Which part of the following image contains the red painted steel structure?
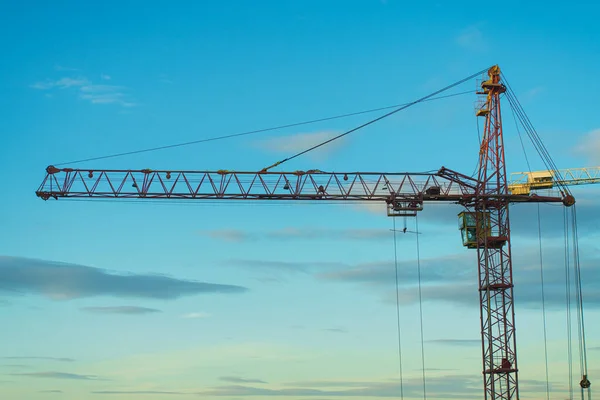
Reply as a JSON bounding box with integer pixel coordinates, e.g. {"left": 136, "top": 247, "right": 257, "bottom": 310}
{"left": 35, "top": 166, "right": 564, "bottom": 216}
{"left": 35, "top": 66, "right": 575, "bottom": 400}
{"left": 472, "top": 65, "right": 518, "bottom": 400}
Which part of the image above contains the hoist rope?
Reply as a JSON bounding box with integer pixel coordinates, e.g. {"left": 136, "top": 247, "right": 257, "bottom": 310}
{"left": 536, "top": 203, "right": 551, "bottom": 400}
{"left": 53, "top": 90, "right": 473, "bottom": 166}
{"left": 261, "top": 67, "right": 492, "bottom": 171}
{"left": 392, "top": 218, "right": 405, "bottom": 400}
{"left": 510, "top": 94, "right": 551, "bottom": 398}
{"left": 415, "top": 215, "right": 427, "bottom": 400}
{"left": 505, "top": 71, "right": 591, "bottom": 398}
{"left": 510, "top": 98, "right": 532, "bottom": 172}
{"left": 564, "top": 208, "right": 574, "bottom": 400}
{"left": 571, "top": 206, "right": 590, "bottom": 400}
{"left": 502, "top": 76, "right": 572, "bottom": 196}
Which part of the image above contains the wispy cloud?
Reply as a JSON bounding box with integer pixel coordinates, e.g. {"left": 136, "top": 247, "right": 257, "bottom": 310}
{"left": 158, "top": 73, "right": 173, "bottom": 84}
{"left": 255, "top": 131, "right": 345, "bottom": 159}
{"left": 322, "top": 327, "right": 348, "bottom": 333}
{"left": 317, "top": 254, "right": 470, "bottom": 286}
{"left": 31, "top": 73, "right": 136, "bottom": 107}
{"left": 30, "top": 77, "right": 89, "bottom": 90}
{"left": 229, "top": 259, "right": 345, "bottom": 275}
{"left": 199, "top": 374, "right": 485, "bottom": 398}
{"left": 80, "top": 306, "right": 161, "bottom": 315}
{"left": 1, "top": 364, "right": 31, "bottom": 369}
{"left": 10, "top": 372, "right": 102, "bottom": 380}
{"left": 282, "top": 379, "right": 386, "bottom": 388}
{"left": 523, "top": 86, "right": 545, "bottom": 101}
{"left": 181, "top": 312, "right": 211, "bottom": 319}
{"left": 2, "top": 357, "right": 74, "bottom": 362}
{"left": 39, "top": 390, "right": 63, "bottom": 393}
{"left": 0, "top": 256, "right": 248, "bottom": 301}
{"left": 371, "top": 247, "right": 600, "bottom": 308}
{"left": 79, "top": 84, "right": 135, "bottom": 107}
{"left": 200, "top": 227, "right": 391, "bottom": 242}
{"left": 231, "top": 243, "right": 600, "bottom": 309}
{"left": 54, "top": 64, "right": 79, "bottom": 72}
{"left": 455, "top": 25, "right": 486, "bottom": 51}
{"left": 427, "top": 339, "right": 480, "bottom": 346}
{"left": 92, "top": 390, "right": 185, "bottom": 395}
{"left": 219, "top": 376, "right": 267, "bottom": 384}
{"left": 200, "top": 375, "right": 566, "bottom": 398}
{"left": 572, "top": 129, "right": 600, "bottom": 164}
{"left": 202, "top": 229, "right": 251, "bottom": 242}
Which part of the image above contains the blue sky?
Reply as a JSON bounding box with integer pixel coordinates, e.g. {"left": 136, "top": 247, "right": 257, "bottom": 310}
{"left": 1, "top": 0, "right": 599, "bottom": 399}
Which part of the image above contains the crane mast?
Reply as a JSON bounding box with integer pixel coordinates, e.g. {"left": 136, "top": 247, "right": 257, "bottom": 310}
{"left": 35, "top": 65, "right": 577, "bottom": 400}
{"left": 472, "top": 65, "right": 517, "bottom": 400}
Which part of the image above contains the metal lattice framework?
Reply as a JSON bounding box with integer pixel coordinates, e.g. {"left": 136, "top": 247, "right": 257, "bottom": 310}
{"left": 35, "top": 65, "right": 576, "bottom": 400}
{"left": 509, "top": 166, "right": 600, "bottom": 194}
{"left": 470, "top": 66, "right": 517, "bottom": 400}
{"left": 37, "top": 167, "right": 470, "bottom": 200}
{"left": 36, "top": 166, "right": 565, "bottom": 217}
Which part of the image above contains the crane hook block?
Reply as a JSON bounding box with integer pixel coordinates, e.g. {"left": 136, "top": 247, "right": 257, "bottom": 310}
{"left": 580, "top": 375, "right": 591, "bottom": 389}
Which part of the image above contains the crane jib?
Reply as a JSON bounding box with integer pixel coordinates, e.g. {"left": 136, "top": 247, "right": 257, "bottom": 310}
{"left": 36, "top": 165, "right": 570, "bottom": 208}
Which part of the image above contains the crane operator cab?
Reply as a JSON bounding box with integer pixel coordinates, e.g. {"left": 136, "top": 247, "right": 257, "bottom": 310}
{"left": 458, "top": 211, "right": 492, "bottom": 249}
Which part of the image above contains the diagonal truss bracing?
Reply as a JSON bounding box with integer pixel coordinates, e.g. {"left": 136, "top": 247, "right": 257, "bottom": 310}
{"left": 37, "top": 168, "right": 473, "bottom": 201}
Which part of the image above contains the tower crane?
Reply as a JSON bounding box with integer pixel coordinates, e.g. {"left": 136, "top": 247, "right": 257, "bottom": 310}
{"left": 35, "top": 66, "right": 586, "bottom": 400}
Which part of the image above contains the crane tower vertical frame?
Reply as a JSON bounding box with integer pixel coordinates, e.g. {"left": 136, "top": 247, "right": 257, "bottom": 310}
{"left": 471, "top": 66, "right": 518, "bottom": 400}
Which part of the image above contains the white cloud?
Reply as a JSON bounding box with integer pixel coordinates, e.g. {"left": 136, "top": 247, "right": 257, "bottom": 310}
{"left": 572, "top": 129, "right": 600, "bottom": 164}
{"left": 219, "top": 376, "right": 267, "bottom": 384}
{"left": 30, "top": 74, "right": 136, "bottom": 107}
{"left": 81, "top": 306, "right": 162, "bottom": 315}
{"left": 256, "top": 131, "right": 345, "bottom": 159}
{"left": 202, "top": 229, "right": 251, "bottom": 242}
{"left": 456, "top": 25, "right": 486, "bottom": 51}
{"left": 198, "top": 374, "right": 486, "bottom": 398}
{"left": 0, "top": 256, "right": 248, "bottom": 300}
{"left": 524, "top": 86, "right": 545, "bottom": 100}
{"left": 10, "top": 371, "right": 102, "bottom": 380}
{"left": 79, "top": 84, "right": 136, "bottom": 107}
{"left": 30, "top": 77, "right": 89, "bottom": 90}
{"left": 100, "top": 74, "right": 111, "bottom": 80}
{"left": 199, "top": 227, "right": 392, "bottom": 242}
{"left": 54, "top": 64, "right": 79, "bottom": 72}
{"left": 158, "top": 73, "right": 173, "bottom": 84}
{"left": 351, "top": 202, "right": 387, "bottom": 216}
{"left": 181, "top": 312, "right": 211, "bottom": 319}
